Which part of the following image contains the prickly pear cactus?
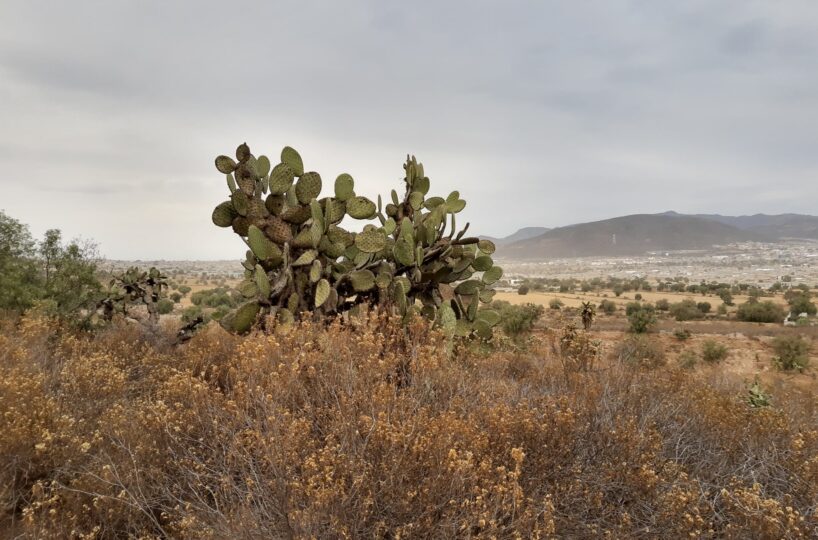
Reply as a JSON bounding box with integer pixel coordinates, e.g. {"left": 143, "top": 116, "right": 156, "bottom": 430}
{"left": 212, "top": 143, "right": 503, "bottom": 337}
{"left": 99, "top": 266, "right": 168, "bottom": 324}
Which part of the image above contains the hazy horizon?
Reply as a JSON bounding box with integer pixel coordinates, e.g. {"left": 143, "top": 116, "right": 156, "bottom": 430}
{"left": 2, "top": 1, "right": 818, "bottom": 259}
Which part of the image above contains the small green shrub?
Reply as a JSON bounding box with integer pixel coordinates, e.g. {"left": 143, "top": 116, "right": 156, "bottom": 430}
{"left": 747, "top": 378, "right": 771, "bottom": 408}
{"left": 598, "top": 299, "right": 617, "bottom": 315}
{"left": 669, "top": 300, "right": 704, "bottom": 321}
{"left": 491, "top": 301, "right": 545, "bottom": 338}
{"left": 517, "top": 285, "right": 529, "bottom": 295}
{"left": 655, "top": 299, "right": 670, "bottom": 311}
{"left": 549, "top": 298, "right": 564, "bottom": 310}
{"left": 673, "top": 328, "right": 692, "bottom": 341}
{"left": 677, "top": 349, "right": 698, "bottom": 369}
{"left": 627, "top": 304, "right": 657, "bottom": 334}
{"left": 701, "top": 340, "right": 729, "bottom": 363}
{"left": 771, "top": 335, "right": 811, "bottom": 372}
{"left": 697, "top": 302, "right": 711, "bottom": 314}
{"left": 157, "top": 298, "right": 175, "bottom": 315}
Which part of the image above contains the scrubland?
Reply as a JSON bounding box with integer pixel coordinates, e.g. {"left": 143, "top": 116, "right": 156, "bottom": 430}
{"left": 1, "top": 312, "right": 817, "bottom": 538}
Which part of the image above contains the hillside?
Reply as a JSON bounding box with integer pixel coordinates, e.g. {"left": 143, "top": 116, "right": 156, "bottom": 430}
{"left": 499, "top": 213, "right": 765, "bottom": 259}
{"left": 688, "top": 212, "right": 818, "bottom": 239}
{"left": 482, "top": 226, "right": 551, "bottom": 246}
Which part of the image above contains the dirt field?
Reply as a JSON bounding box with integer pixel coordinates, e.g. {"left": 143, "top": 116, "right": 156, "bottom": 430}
{"left": 495, "top": 288, "right": 788, "bottom": 310}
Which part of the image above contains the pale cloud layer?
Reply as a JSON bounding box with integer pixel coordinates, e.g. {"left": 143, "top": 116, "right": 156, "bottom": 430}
{"left": 1, "top": 1, "right": 817, "bottom": 259}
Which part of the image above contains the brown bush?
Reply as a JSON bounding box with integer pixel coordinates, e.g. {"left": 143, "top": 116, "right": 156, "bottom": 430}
{"left": 1, "top": 313, "right": 816, "bottom": 538}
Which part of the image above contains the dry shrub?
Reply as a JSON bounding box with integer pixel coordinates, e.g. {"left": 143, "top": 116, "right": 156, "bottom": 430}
{"left": 614, "top": 335, "right": 667, "bottom": 370}
{"left": 1, "top": 313, "right": 817, "bottom": 538}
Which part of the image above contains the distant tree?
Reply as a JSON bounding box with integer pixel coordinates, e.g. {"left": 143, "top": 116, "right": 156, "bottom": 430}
{"left": 669, "top": 300, "right": 704, "bottom": 321}
{"left": 696, "top": 301, "right": 711, "bottom": 314}
{"left": 787, "top": 293, "right": 817, "bottom": 316}
{"left": 717, "top": 289, "right": 734, "bottom": 306}
{"left": 736, "top": 298, "right": 785, "bottom": 323}
{"left": 517, "top": 285, "right": 529, "bottom": 295}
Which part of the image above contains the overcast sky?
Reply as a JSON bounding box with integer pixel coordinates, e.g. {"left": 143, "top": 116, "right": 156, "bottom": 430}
{"left": 1, "top": 1, "right": 817, "bottom": 259}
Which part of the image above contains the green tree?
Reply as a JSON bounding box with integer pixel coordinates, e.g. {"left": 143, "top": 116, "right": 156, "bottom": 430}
{"left": 736, "top": 298, "right": 785, "bottom": 323}
{"left": 628, "top": 304, "right": 657, "bottom": 334}
{"left": 0, "top": 210, "right": 41, "bottom": 311}
{"left": 42, "top": 234, "right": 101, "bottom": 318}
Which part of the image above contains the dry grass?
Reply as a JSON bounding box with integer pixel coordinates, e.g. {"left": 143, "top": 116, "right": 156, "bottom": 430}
{"left": 1, "top": 314, "right": 817, "bottom": 538}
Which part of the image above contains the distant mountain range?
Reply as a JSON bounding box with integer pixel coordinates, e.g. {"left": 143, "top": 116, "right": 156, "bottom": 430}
{"left": 492, "top": 212, "right": 818, "bottom": 259}
{"left": 482, "top": 227, "right": 551, "bottom": 246}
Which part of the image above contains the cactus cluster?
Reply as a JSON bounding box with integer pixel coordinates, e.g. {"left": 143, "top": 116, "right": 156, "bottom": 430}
{"left": 98, "top": 267, "right": 168, "bottom": 324}
{"left": 212, "top": 143, "right": 503, "bottom": 336}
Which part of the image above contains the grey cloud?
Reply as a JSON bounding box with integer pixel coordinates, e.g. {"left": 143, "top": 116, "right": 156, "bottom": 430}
{"left": 1, "top": 0, "right": 817, "bottom": 259}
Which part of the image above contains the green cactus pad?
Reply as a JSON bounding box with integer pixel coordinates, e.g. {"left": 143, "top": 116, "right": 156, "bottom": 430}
{"left": 280, "top": 204, "right": 312, "bottom": 224}
{"left": 295, "top": 172, "right": 322, "bottom": 204}
{"left": 414, "top": 176, "right": 430, "bottom": 195}
{"left": 479, "top": 289, "right": 496, "bottom": 303}
{"left": 292, "top": 249, "right": 318, "bottom": 266}
{"left": 309, "top": 259, "right": 322, "bottom": 283}
{"left": 474, "top": 319, "right": 492, "bottom": 339}
{"left": 472, "top": 255, "right": 493, "bottom": 272}
{"left": 477, "top": 239, "right": 496, "bottom": 254}
{"left": 346, "top": 196, "right": 377, "bottom": 219}
{"left": 280, "top": 146, "right": 304, "bottom": 176}
{"left": 375, "top": 272, "right": 392, "bottom": 289}
{"left": 437, "top": 304, "right": 457, "bottom": 332}
{"left": 334, "top": 173, "right": 355, "bottom": 201}
{"left": 235, "top": 143, "right": 251, "bottom": 162}
{"left": 481, "top": 266, "right": 503, "bottom": 285}
{"left": 354, "top": 228, "right": 387, "bottom": 253}
{"left": 349, "top": 269, "right": 376, "bottom": 292}
{"left": 446, "top": 198, "right": 466, "bottom": 213}
{"left": 254, "top": 265, "right": 270, "bottom": 297}
{"left": 409, "top": 191, "right": 425, "bottom": 211}
{"left": 383, "top": 218, "right": 397, "bottom": 235}
{"left": 477, "top": 309, "right": 501, "bottom": 327}
{"left": 238, "top": 279, "right": 258, "bottom": 298}
{"left": 269, "top": 163, "right": 295, "bottom": 195}
{"left": 247, "top": 225, "right": 282, "bottom": 262}
{"left": 231, "top": 216, "right": 250, "bottom": 236}
{"left": 247, "top": 198, "right": 269, "bottom": 221}
{"left": 265, "top": 194, "right": 285, "bottom": 215}
{"left": 215, "top": 155, "right": 237, "bottom": 174}
{"left": 231, "top": 191, "right": 249, "bottom": 216}
{"left": 226, "top": 174, "right": 238, "bottom": 194}
{"left": 277, "top": 308, "right": 295, "bottom": 326}
{"left": 314, "top": 278, "right": 330, "bottom": 308}
{"left": 212, "top": 201, "right": 237, "bottom": 227}
{"left": 393, "top": 239, "right": 414, "bottom": 266}
{"left": 230, "top": 301, "right": 260, "bottom": 334}
{"left": 423, "top": 197, "right": 445, "bottom": 210}
{"left": 321, "top": 198, "right": 346, "bottom": 224}
{"left": 256, "top": 155, "right": 271, "bottom": 177}
{"left": 455, "top": 280, "right": 483, "bottom": 295}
